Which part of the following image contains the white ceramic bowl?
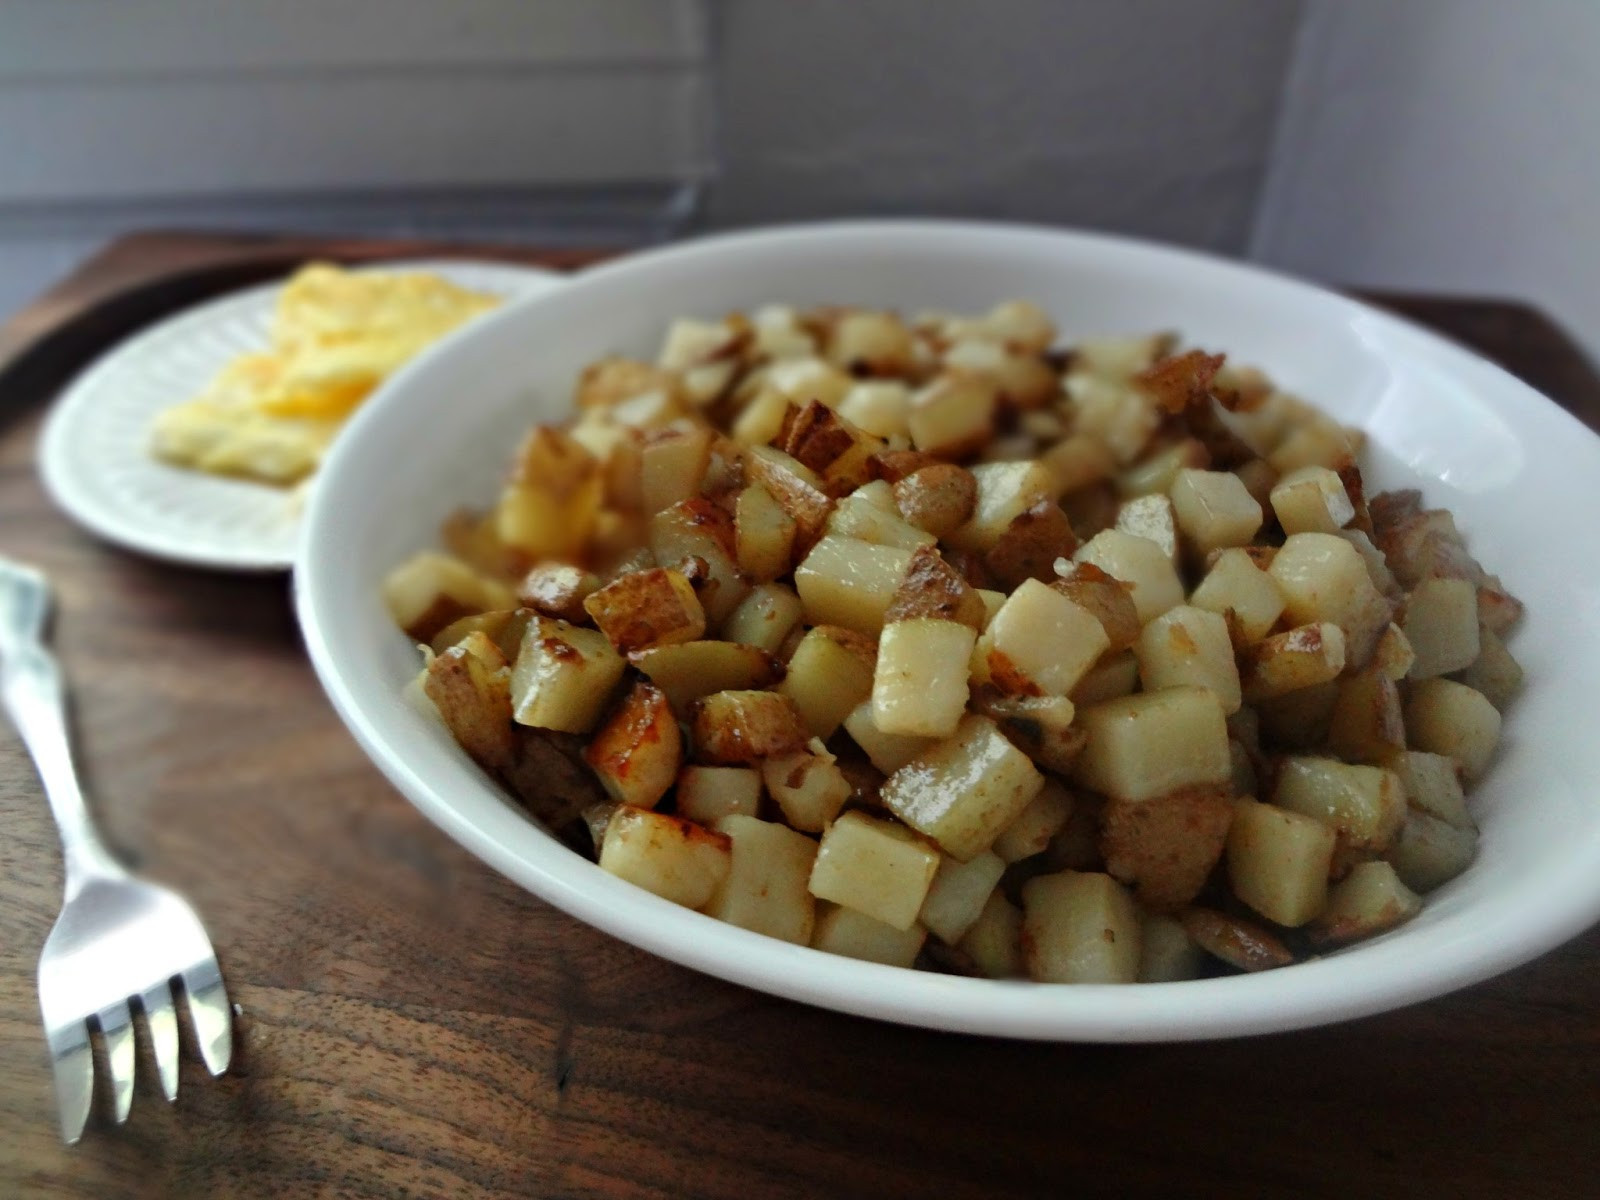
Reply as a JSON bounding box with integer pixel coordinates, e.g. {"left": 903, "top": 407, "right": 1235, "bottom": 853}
{"left": 296, "top": 221, "right": 1600, "bottom": 1040}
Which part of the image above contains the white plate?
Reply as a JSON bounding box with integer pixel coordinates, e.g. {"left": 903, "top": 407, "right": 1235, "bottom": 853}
{"left": 297, "top": 221, "right": 1600, "bottom": 1040}
{"left": 39, "top": 259, "right": 566, "bottom": 572}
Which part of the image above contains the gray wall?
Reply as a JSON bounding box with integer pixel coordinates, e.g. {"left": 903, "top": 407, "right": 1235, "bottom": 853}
{"left": 711, "top": 1, "right": 1305, "bottom": 252}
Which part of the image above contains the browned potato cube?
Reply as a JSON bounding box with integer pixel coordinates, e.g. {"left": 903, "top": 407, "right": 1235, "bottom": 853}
{"left": 1404, "top": 678, "right": 1501, "bottom": 779}
{"left": 1225, "top": 799, "right": 1335, "bottom": 927}
{"left": 1188, "top": 548, "right": 1286, "bottom": 645}
{"left": 496, "top": 427, "right": 604, "bottom": 560}
{"left": 691, "top": 689, "right": 809, "bottom": 764}
{"left": 1040, "top": 433, "right": 1116, "bottom": 495}
{"left": 424, "top": 636, "right": 515, "bottom": 773}
{"left": 1072, "top": 687, "right": 1231, "bottom": 803}
{"left": 762, "top": 748, "right": 852, "bottom": 833}
{"left": 990, "top": 781, "right": 1074, "bottom": 864}
{"left": 599, "top": 807, "right": 731, "bottom": 909}
{"left": 1273, "top": 756, "right": 1405, "bottom": 852}
{"left": 516, "top": 562, "right": 601, "bottom": 623}
{"left": 577, "top": 357, "right": 677, "bottom": 409}
{"left": 630, "top": 640, "right": 781, "bottom": 714}
{"left": 1372, "top": 622, "right": 1416, "bottom": 681}
{"left": 794, "top": 536, "right": 913, "bottom": 635}
{"left": 584, "top": 681, "right": 682, "bottom": 810}
{"left": 1070, "top": 651, "right": 1140, "bottom": 708}
{"left": 1309, "top": 860, "right": 1421, "bottom": 946}
{"left": 384, "top": 551, "right": 515, "bottom": 642}
{"left": 1402, "top": 577, "right": 1482, "bottom": 679}
{"left": 1240, "top": 623, "right": 1346, "bottom": 703}
{"left": 827, "top": 310, "right": 916, "bottom": 376}
{"left": 1021, "top": 871, "right": 1142, "bottom": 984}
{"left": 1050, "top": 563, "right": 1142, "bottom": 652}
{"left": 779, "top": 399, "right": 883, "bottom": 493}
{"left": 945, "top": 461, "right": 1059, "bottom": 553}
{"left": 1268, "top": 532, "right": 1391, "bottom": 664}
{"left": 640, "top": 426, "right": 712, "bottom": 513}
{"left": 1101, "top": 786, "right": 1234, "bottom": 910}
{"left": 1254, "top": 680, "right": 1339, "bottom": 749}
{"left": 826, "top": 492, "right": 937, "bottom": 550}
{"left": 1135, "top": 605, "right": 1242, "bottom": 714}
{"left": 744, "top": 445, "right": 835, "bottom": 554}
{"left": 1269, "top": 465, "right": 1355, "bottom": 535}
{"left": 986, "top": 501, "right": 1079, "bottom": 590}
{"left": 908, "top": 373, "right": 998, "bottom": 458}
{"left": 881, "top": 714, "right": 1045, "bottom": 860}
{"left": 648, "top": 498, "right": 750, "bottom": 624}
{"left": 1068, "top": 374, "right": 1159, "bottom": 465}
{"left": 705, "top": 814, "right": 818, "bottom": 944}
{"left": 1072, "top": 530, "right": 1185, "bottom": 624}
{"left": 780, "top": 625, "right": 878, "bottom": 739}
{"left": 1325, "top": 665, "right": 1406, "bottom": 765}
{"left": 974, "top": 579, "right": 1109, "bottom": 697}
{"left": 809, "top": 811, "right": 940, "bottom": 930}
{"left": 893, "top": 464, "right": 979, "bottom": 537}
{"left": 972, "top": 692, "right": 1086, "bottom": 774}
{"left": 582, "top": 567, "right": 706, "bottom": 653}
{"left": 510, "top": 617, "right": 627, "bottom": 733}
{"left": 735, "top": 482, "right": 798, "bottom": 583}
{"left": 675, "top": 765, "right": 762, "bottom": 824}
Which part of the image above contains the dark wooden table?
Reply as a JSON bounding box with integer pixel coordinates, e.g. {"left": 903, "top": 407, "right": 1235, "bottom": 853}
{"left": 2, "top": 233, "right": 1597, "bottom": 1200}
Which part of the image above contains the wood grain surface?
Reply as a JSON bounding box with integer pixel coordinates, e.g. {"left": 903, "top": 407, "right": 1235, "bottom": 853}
{"left": 2, "top": 233, "right": 1598, "bottom": 1200}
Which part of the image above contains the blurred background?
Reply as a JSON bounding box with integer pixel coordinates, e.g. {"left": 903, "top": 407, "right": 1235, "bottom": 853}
{"left": 2, "top": 0, "right": 1595, "bottom": 353}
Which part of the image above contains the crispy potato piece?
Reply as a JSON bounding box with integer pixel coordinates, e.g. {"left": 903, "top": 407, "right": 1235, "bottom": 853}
{"left": 884, "top": 544, "right": 986, "bottom": 628}
{"left": 985, "top": 501, "right": 1079, "bottom": 590}
{"left": 599, "top": 807, "right": 731, "bottom": 909}
{"left": 497, "top": 427, "right": 603, "bottom": 560}
{"left": 1309, "top": 861, "right": 1421, "bottom": 947}
{"left": 870, "top": 448, "right": 944, "bottom": 483}
{"left": 428, "top": 608, "right": 532, "bottom": 660}
{"left": 1326, "top": 666, "right": 1406, "bottom": 764}
{"left": 1240, "top": 622, "right": 1346, "bottom": 703}
{"left": 1273, "top": 756, "right": 1405, "bottom": 853}
{"left": 744, "top": 445, "right": 835, "bottom": 553}
{"left": 690, "top": 689, "right": 809, "bottom": 763}
{"left": 509, "top": 617, "right": 626, "bottom": 734}
{"left": 1050, "top": 562, "right": 1142, "bottom": 652}
{"left": 974, "top": 579, "right": 1109, "bottom": 697}
{"left": 1101, "top": 786, "right": 1234, "bottom": 911}
{"left": 734, "top": 482, "right": 798, "bottom": 583}
{"left": 584, "top": 681, "right": 682, "bottom": 810}
{"left": 630, "top": 640, "right": 781, "bottom": 715}
{"left": 909, "top": 373, "right": 998, "bottom": 458}
{"left": 780, "top": 625, "right": 878, "bottom": 739}
{"left": 424, "top": 636, "right": 515, "bottom": 773}
{"left": 1134, "top": 349, "right": 1224, "bottom": 415}
{"left": 582, "top": 567, "right": 706, "bottom": 653}
{"left": 946, "top": 461, "right": 1059, "bottom": 554}
{"left": 893, "top": 463, "right": 978, "bottom": 537}
{"left": 384, "top": 551, "right": 515, "bottom": 643}
{"left": 516, "top": 563, "right": 601, "bottom": 623}
{"left": 1179, "top": 906, "right": 1294, "bottom": 972}
{"left": 971, "top": 691, "right": 1085, "bottom": 774}
{"left": 1071, "top": 529, "right": 1184, "bottom": 624}
{"left": 648, "top": 497, "right": 749, "bottom": 624}
{"left": 502, "top": 726, "right": 608, "bottom": 829}
{"left": 778, "top": 399, "right": 882, "bottom": 494}
{"left": 577, "top": 357, "right": 678, "bottom": 409}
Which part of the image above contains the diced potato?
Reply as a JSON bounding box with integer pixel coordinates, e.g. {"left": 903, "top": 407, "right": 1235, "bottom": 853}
{"left": 1114, "top": 438, "right": 1208, "bottom": 498}
{"left": 751, "top": 305, "right": 816, "bottom": 360}
{"left": 976, "top": 588, "right": 1007, "bottom": 628}
{"left": 744, "top": 445, "right": 834, "bottom": 554}
{"left": 1181, "top": 906, "right": 1295, "bottom": 971}
{"left": 780, "top": 625, "right": 878, "bottom": 739}
{"left": 1386, "top": 750, "right": 1471, "bottom": 830}
{"left": 1138, "top": 913, "right": 1204, "bottom": 983}
{"left": 516, "top": 563, "right": 602, "bottom": 623}
{"left": 909, "top": 373, "right": 998, "bottom": 458}
{"left": 892, "top": 463, "right": 978, "bottom": 537}
{"left": 582, "top": 567, "right": 705, "bottom": 653}
{"left": 576, "top": 356, "right": 676, "bottom": 409}
{"left": 1021, "top": 872, "right": 1142, "bottom": 984}
{"left": 1073, "top": 332, "right": 1173, "bottom": 378}
{"left": 1373, "top": 622, "right": 1416, "bottom": 681}
{"left": 648, "top": 498, "right": 750, "bottom": 624}
{"left": 919, "top": 851, "right": 1007, "bottom": 944}
{"left": 657, "top": 317, "right": 740, "bottom": 372}
{"left": 383, "top": 551, "right": 514, "bottom": 642}
{"left": 878, "top": 715, "right": 1044, "bottom": 862}
{"left": 809, "top": 811, "right": 940, "bottom": 930}
{"left": 584, "top": 681, "right": 682, "bottom": 809}
{"left": 1453, "top": 627, "right": 1522, "bottom": 710}
{"left": 885, "top": 544, "right": 987, "bottom": 628}
{"left": 423, "top": 637, "right": 515, "bottom": 772}
{"left": 762, "top": 748, "right": 851, "bottom": 833}
{"left": 630, "top": 640, "right": 780, "bottom": 714}
{"left": 495, "top": 428, "right": 604, "bottom": 560}
{"left": 1310, "top": 860, "right": 1422, "bottom": 946}
{"left": 1136, "top": 605, "right": 1242, "bottom": 714}
{"left": 1116, "top": 494, "right": 1180, "bottom": 566}
{"left": 828, "top": 310, "right": 916, "bottom": 376}
{"left": 1068, "top": 373, "right": 1159, "bottom": 465}
{"left": 1072, "top": 687, "right": 1231, "bottom": 803}
{"left": 1240, "top": 622, "right": 1346, "bottom": 703}
{"left": 811, "top": 905, "right": 927, "bottom": 967}
{"left": 1325, "top": 667, "right": 1406, "bottom": 764}
{"left": 675, "top": 765, "right": 762, "bottom": 824}
{"left": 1070, "top": 651, "right": 1140, "bottom": 707}
{"left": 705, "top": 815, "right": 818, "bottom": 944}
{"left": 1254, "top": 680, "right": 1339, "bottom": 749}
{"left": 974, "top": 579, "right": 1110, "bottom": 697}
{"left": 826, "top": 493, "right": 937, "bottom": 550}
{"left": 837, "top": 380, "right": 913, "bottom": 440}
{"left": 1478, "top": 579, "right": 1525, "bottom": 637}
{"left": 1267, "top": 422, "right": 1357, "bottom": 474}
{"left": 765, "top": 356, "right": 853, "bottom": 410}
{"left": 958, "top": 892, "right": 1024, "bottom": 977}
{"left": 1040, "top": 433, "right": 1116, "bottom": 495}
{"left": 510, "top": 617, "right": 626, "bottom": 733}
{"left": 945, "top": 460, "right": 1058, "bottom": 554}
{"left": 1402, "top": 577, "right": 1481, "bottom": 679}
{"left": 1388, "top": 809, "right": 1478, "bottom": 892}
{"left": 731, "top": 386, "right": 792, "bottom": 446}
{"left": 1226, "top": 799, "right": 1335, "bottom": 926}
{"left": 843, "top": 700, "right": 937, "bottom": 775}
{"left": 639, "top": 427, "right": 712, "bottom": 513}
{"left": 608, "top": 387, "right": 683, "bottom": 431}
{"left": 1050, "top": 563, "right": 1142, "bottom": 652}
{"left": 794, "top": 536, "right": 913, "bottom": 635}
{"left": 1232, "top": 458, "right": 1279, "bottom": 509}
{"left": 872, "top": 619, "right": 977, "bottom": 737}
{"left": 691, "top": 689, "right": 809, "bottom": 764}
{"left": 721, "top": 582, "right": 804, "bottom": 653}
{"left": 990, "top": 781, "right": 1074, "bottom": 864}
{"left": 1269, "top": 465, "right": 1354, "bottom": 534}
{"left": 1274, "top": 756, "right": 1405, "bottom": 853}
{"left": 946, "top": 341, "right": 1059, "bottom": 409}
{"left": 734, "top": 483, "right": 798, "bottom": 583}
{"left": 970, "top": 692, "right": 1084, "bottom": 774}
{"left": 1188, "top": 548, "right": 1286, "bottom": 644}
{"left": 1405, "top": 678, "right": 1501, "bottom": 780}
{"left": 599, "top": 808, "right": 731, "bottom": 909}
{"left": 1101, "top": 786, "right": 1234, "bottom": 909}
{"left": 1072, "top": 530, "right": 1185, "bottom": 624}
{"left": 1170, "top": 469, "right": 1263, "bottom": 556}
{"left": 985, "top": 501, "right": 1079, "bottom": 589}
{"left": 779, "top": 399, "right": 883, "bottom": 493}
{"left": 1336, "top": 529, "right": 1400, "bottom": 598}
{"left": 1268, "top": 532, "right": 1391, "bottom": 664}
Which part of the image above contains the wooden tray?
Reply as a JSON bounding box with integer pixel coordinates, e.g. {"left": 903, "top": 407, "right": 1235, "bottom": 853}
{"left": 2, "top": 232, "right": 1597, "bottom": 1200}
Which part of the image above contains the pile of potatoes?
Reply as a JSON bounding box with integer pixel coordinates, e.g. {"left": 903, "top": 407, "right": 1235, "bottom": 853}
{"left": 384, "top": 300, "right": 1523, "bottom": 983}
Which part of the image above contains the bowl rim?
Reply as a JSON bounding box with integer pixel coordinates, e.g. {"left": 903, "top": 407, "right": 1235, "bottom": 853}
{"left": 295, "top": 218, "right": 1600, "bottom": 1041}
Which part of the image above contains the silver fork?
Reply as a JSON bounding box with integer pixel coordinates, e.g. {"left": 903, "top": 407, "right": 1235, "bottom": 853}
{"left": 0, "top": 557, "right": 233, "bottom": 1142}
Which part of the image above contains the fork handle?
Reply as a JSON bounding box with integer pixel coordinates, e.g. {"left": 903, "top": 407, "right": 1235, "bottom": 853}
{"left": 0, "top": 598, "right": 122, "bottom": 895}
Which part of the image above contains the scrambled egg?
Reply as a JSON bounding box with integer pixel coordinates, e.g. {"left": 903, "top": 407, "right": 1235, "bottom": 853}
{"left": 150, "top": 263, "right": 499, "bottom": 485}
